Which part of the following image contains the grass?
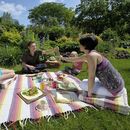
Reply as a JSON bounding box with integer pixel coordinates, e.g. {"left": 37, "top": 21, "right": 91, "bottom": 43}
{"left": 2, "top": 59, "right": 130, "bottom": 130}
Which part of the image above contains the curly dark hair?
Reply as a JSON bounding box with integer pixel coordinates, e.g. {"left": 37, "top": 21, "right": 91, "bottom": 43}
{"left": 27, "top": 41, "right": 35, "bottom": 47}
{"left": 79, "top": 34, "right": 98, "bottom": 51}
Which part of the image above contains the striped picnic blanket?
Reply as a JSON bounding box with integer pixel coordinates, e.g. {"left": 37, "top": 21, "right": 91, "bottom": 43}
{"left": 0, "top": 72, "right": 92, "bottom": 126}
{"left": 79, "top": 78, "right": 130, "bottom": 115}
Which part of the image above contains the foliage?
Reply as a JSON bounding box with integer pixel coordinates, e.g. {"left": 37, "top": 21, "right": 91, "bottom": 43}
{"left": 0, "top": 28, "right": 21, "bottom": 46}
{"left": 43, "top": 40, "right": 57, "bottom": 50}
{"left": 65, "top": 26, "right": 80, "bottom": 38}
{"left": 56, "top": 36, "right": 79, "bottom": 53}
{"left": 0, "top": 12, "right": 24, "bottom": 32}
{"left": 100, "top": 28, "right": 120, "bottom": 47}
{"left": 75, "top": 0, "right": 130, "bottom": 36}
{"left": 115, "top": 50, "right": 130, "bottom": 59}
{"left": 28, "top": 2, "right": 74, "bottom": 27}
{"left": 96, "top": 41, "right": 113, "bottom": 53}
{"left": 100, "top": 28, "right": 118, "bottom": 41}
{"left": 19, "top": 29, "right": 35, "bottom": 50}
{"left": 119, "top": 41, "right": 130, "bottom": 49}
{"left": 47, "top": 26, "right": 65, "bottom": 41}
{"left": 0, "top": 46, "right": 22, "bottom": 66}
{"left": 74, "top": 0, "right": 109, "bottom": 34}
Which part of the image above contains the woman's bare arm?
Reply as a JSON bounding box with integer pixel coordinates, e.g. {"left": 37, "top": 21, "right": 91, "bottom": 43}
{"left": 87, "top": 54, "right": 97, "bottom": 97}
{"left": 61, "top": 54, "right": 87, "bottom": 63}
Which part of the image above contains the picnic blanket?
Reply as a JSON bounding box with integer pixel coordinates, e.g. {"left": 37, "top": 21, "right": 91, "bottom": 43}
{"left": 0, "top": 72, "right": 93, "bottom": 127}
{"left": 79, "top": 78, "right": 130, "bottom": 115}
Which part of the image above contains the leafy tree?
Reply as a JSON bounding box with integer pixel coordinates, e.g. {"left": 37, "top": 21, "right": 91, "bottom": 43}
{"left": 75, "top": 0, "right": 109, "bottom": 34}
{"left": 75, "top": 0, "right": 130, "bottom": 37}
{"left": 47, "top": 26, "right": 65, "bottom": 41}
{"left": 0, "top": 12, "right": 24, "bottom": 32}
{"left": 28, "top": 2, "right": 74, "bottom": 27}
{"left": 1, "top": 12, "right": 13, "bottom": 25}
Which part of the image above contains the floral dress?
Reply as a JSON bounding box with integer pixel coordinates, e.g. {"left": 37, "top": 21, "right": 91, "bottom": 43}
{"left": 96, "top": 58, "right": 124, "bottom": 96}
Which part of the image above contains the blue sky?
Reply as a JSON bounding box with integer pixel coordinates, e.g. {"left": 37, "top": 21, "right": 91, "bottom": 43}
{"left": 0, "top": 0, "right": 80, "bottom": 26}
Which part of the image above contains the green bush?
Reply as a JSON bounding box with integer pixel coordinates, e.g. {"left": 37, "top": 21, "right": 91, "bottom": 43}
{"left": 0, "top": 28, "right": 21, "bottom": 46}
{"left": 48, "top": 26, "right": 65, "bottom": 41}
{"left": 100, "top": 28, "right": 120, "bottom": 47}
{"left": 115, "top": 50, "right": 130, "bottom": 59}
{"left": 42, "top": 40, "right": 57, "bottom": 49}
{"left": 0, "top": 46, "right": 22, "bottom": 66}
{"left": 57, "top": 36, "right": 79, "bottom": 53}
{"left": 119, "top": 41, "right": 130, "bottom": 49}
{"left": 19, "top": 30, "right": 35, "bottom": 50}
{"left": 96, "top": 41, "right": 113, "bottom": 53}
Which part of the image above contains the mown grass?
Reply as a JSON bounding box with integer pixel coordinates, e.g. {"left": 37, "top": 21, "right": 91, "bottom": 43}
{"left": 3, "top": 59, "right": 130, "bottom": 130}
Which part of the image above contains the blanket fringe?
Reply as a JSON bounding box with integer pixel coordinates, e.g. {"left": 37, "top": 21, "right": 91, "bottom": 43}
{"left": 84, "top": 107, "right": 88, "bottom": 113}
{"left": 71, "top": 111, "right": 76, "bottom": 118}
{"left": 63, "top": 111, "right": 70, "bottom": 120}
{"left": 47, "top": 115, "right": 52, "bottom": 122}
{"left": 19, "top": 118, "right": 28, "bottom": 129}
{"left": 90, "top": 106, "right": 98, "bottom": 111}
{"left": 29, "top": 119, "right": 33, "bottom": 124}
{"left": 3, "top": 123, "right": 8, "bottom": 130}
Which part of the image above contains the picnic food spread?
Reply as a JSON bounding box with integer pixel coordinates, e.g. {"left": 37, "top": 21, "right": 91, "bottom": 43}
{"left": 22, "top": 87, "right": 38, "bottom": 96}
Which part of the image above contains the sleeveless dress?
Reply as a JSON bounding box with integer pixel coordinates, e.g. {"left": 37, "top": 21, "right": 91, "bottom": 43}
{"left": 96, "top": 58, "right": 124, "bottom": 96}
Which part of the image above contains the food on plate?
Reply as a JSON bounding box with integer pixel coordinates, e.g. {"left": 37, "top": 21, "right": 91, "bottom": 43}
{"left": 22, "top": 87, "right": 38, "bottom": 96}
{"left": 49, "top": 56, "right": 56, "bottom": 61}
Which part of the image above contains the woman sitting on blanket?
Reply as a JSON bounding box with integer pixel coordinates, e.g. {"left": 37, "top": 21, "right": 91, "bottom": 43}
{"left": 0, "top": 68, "right": 15, "bottom": 83}
{"left": 61, "top": 34, "right": 125, "bottom": 97}
{"left": 22, "top": 41, "right": 60, "bottom": 74}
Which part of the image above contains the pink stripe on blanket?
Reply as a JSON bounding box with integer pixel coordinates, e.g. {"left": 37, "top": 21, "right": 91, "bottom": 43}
{"left": 8, "top": 75, "right": 23, "bottom": 122}
{"left": 44, "top": 72, "right": 62, "bottom": 114}
{"left": 0, "top": 86, "right": 10, "bottom": 110}
{"left": 28, "top": 77, "right": 41, "bottom": 119}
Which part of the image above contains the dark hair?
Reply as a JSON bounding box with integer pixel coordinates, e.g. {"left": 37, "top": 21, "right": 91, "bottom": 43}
{"left": 27, "top": 41, "right": 35, "bottom": 47}
{"left": 79, "top": 34, "right": 98, "bottom": 50}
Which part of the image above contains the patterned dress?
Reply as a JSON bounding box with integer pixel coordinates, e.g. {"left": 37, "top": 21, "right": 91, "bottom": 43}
{"left": 96, "top": 58, "right": 124, "bottom": 96}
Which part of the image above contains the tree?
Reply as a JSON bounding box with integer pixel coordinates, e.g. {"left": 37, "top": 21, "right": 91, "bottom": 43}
{"left": 0, "top": 12, "right": 24, "bottom": 32}
{"left": 1, "top": 12, "right": 13, "bottom": 25}
{"left": 28, "top": 2, "right": 74, "bottom": 27}
{"left": 74, "top": 0, "right": 109, "bottom": 34}
{"left": 108, "top": 1, "right": 130, "bottom": 36}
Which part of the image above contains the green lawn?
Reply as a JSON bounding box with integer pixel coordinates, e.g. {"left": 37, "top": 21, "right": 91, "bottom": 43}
{"left": 3, "top": 59, "right": 130, "bottom": 130}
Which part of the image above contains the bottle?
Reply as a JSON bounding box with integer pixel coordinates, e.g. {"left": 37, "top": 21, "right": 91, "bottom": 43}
{"left": 40, "top": 82, "right": 45, "bottom": 91}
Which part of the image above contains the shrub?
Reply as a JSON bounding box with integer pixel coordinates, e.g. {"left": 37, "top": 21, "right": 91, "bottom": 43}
{"left": 100, "top": 28, "right": 120, "bottom": 47}
{"left": 115, "top": 50, "right": 130, "bottom": 59}
{"left": 42, "top": 40, "right": 57, "bottom": 49}
{"left": 0, "top": 46, "right": 22, "bottom": 66}
{"left": 56, "top": 36, "right": 79, "bottom": 53}
{"left": 96, "top": 41, "right": 113, "bottom": 53}
{"left": 119, "top": 41, "right": 130, "bottom": 49}
{"left": 0, "top": 28, "right": 21, "bottom": 46}
{"left": 47, "top": 26, "right": 65, "bottom": 41}
{"left": 19, "top": 30, "right": 35, "bottom": 50}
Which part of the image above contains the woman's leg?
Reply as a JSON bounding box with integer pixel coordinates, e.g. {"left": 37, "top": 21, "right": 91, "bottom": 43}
{"left": 0, "top": 69, "right": 15, "bottom": 81}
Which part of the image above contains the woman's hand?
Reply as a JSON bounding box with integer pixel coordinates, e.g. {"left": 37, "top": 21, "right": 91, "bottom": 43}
{"left": 28, "top": 65, "right": 35, "bottom": 70}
